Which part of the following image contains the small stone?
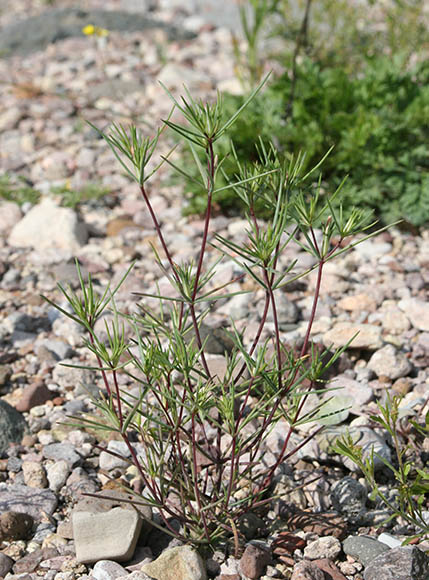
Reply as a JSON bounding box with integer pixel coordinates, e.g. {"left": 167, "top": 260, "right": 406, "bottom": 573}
{"left": 47, "top": 460, "right": 71, "bottom": 492}
{"left": 92, "top": 560, "right": 129, "bottom": 580}
{"left": 99, "top": 440, "right": 132, "bottom": 471}
{"left": 367, "top": 345, "right": 412, "bottom": 379}
{"left": 291, "top": 560, "right": 325, "bottom": 580}
{"left": 313, "top": 559, "right": 348, "bottom": 580}
{"left": 323, "top": 323, "right": 383, "bottom": 350}
{"left": 0, "top": 399, "right": 28, "bottom": 454}
{"left": 15, "top": 383, "right": 53, "bottom": 412}
{"left": 398, "top": 298, "right": 429, "bottom": 331}
{"left": 338, "top": 293, "right": 377, "bottom": 312}
{"left": 22, "top": 461, "right": 48, "bottom": 488}
{"left": 239, "top": 544, "right": 271, "bottom": 579}
{"left": 364, "top": 545, "right": 429, "bottom": 580}
{"left": 0, "top": 511, "right": 34, "bottom": 541}
{"left": 304, "top": 536, "right": 341, "bottom": 560}
{"left": 43, "top": 442, "right": 81, "bottom": 466}
{"left": 238, "top": 513, "right": 265, "bottom": 541}
{"left": 0, "top": 201, "right": 22, "bottom": 235}
{"left": 142, "top": 545, "right": 207, "bottom": 580}
{"left": 325, "top": 375, "right": 373, "bottom": 408}
{"left": 0, "top": 551, "right": 14, "bottom": 576}
{"left": 377, "top": 533, "right": 402, "bottom": 549}
{"left": 343, "top": 535, "right": 389, "bottom": 567}
{"left": 73, "top": 507, "right": 142, "bottom": 564}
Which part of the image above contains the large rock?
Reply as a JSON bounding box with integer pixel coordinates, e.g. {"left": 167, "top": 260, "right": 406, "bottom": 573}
{"left": 343, "top": 535, "right": 390, "bottom": 567}
{"left": 323, "top": 323, "right": 383, "bottom": 350}
{"left": 0, "top": 8, "right": 195, "bottom": 57}
{"left": 8, "top": 198, "right": 88, "bottom": 252}
{"left": 142, "top": 546, "right": 207, "bottom": 580}
{"left": 0, "top": 399, "right": 28, "bottom": 454}
{"left": 73, "top": 490, "right": 151, "bottom": 564}
{"left": 364, "top": 545, "right": 429, "bottom": 580}
{"left": 0, "top": 484, "right": 57, "bottom": 521}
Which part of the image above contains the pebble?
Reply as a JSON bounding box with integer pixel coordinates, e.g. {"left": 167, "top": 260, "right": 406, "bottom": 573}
{"left": 239, "top": 543, "right": 271, "bottom": 579}
{"left": 291, "top": 560, "right": 325, "bottom": 580}
{"left": 367, "top": 344, "right": 412, "bottom": 379}
{"left": 330, "top": 477, "right": 367, "bottom": 523}
{"left": 303, "top": 536, "right": 342, "bottom": 560}
{"left": 323, "top": 322, "right": 383, "bottom": 350}
{"left": 91, "top": 560, "right": 129, "bottom": 580}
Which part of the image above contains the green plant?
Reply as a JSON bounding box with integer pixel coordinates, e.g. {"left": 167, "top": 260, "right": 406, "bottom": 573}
{"left": 181, "top": 55, "right": 429, "bottom": 226}
{"left": 0, "top": 173, "right": 40, "bottom": 206}
{"left": 44, "top": 80, "right": 387, "bottom": 552}
{"left": 335, "top": 395, "right": 429, "bottom": 543}
{"left": 51, "top": 182, "right": 111, "bottom": 209}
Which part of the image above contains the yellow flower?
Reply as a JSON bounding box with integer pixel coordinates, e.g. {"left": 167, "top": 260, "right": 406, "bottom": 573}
{"left": 82, "top": 24, "right": 95, "bottom": 36}
{"left": 82, "top": 24, "right": 109, "bottom": 37}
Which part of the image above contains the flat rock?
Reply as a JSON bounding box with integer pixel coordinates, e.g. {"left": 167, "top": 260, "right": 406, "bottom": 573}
{"left": 364, "top": 545, "right": 429, "bottom": 580}
{"left": 43, "top": 442, "right": 81, "bottom": 466}
{"left": 142, "top": 545, "right": 207, "bottom": 580}
{"left": 73, "top": 507, "right": 142, "bottom": 564}
{"left": 0, "top": 8, "right": 195, "bottom": 57}
{"left": 343, "top": 535, "right": 389, "bottom": 567}
{"left": 0, "top": 399, "right": 28, "bottom": 454}
{"left": 304, "top": 536, "right": 342, "bottom": 560}
{"left": 291, "top": 560, "right": 325, "bottom": 580}
{"left": 8, "top": 198, "right": 88, "bottom": 252}
{"left": 323, "top": 322, "right": 383, "bottom": 350}
{"left": 15, "top": 382, "right": 54, "bottom": 412}
{"left": 0, "top": 484, "right": 57, "bottom": 521}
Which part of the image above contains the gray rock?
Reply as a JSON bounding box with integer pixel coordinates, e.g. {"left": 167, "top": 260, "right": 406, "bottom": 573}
{"left": 0, "top": 201, "right": 22, "bottom": 234}
{"left": 325, "top": 375, "right": 373, "bottom": 408}
{"left": 0, "top": 400, "right": 28, "bottom": 454}
{"left": 0, "top": 484, "right": 57, "bottom": 521}
{"left": 331, "top": 477, "right": 367, "bottom": 523}
{"left": 0, "top": 8, "right": 195, "bottom": 57}
{"left": 74, "top": 508, "right": 143, "bottom": 564}
{"left": 303, "top": 536, "right": 341, "bottom": 560}
{"left": 91, "top": 559, "right": 129, "bottom": 580}
{"left": 22, "top": 461, "right": 48, "bottom": 488}
{"left": 267, "top": 292, "right": 299, "bottom": 326}
{"left": 343, "top": 535, "right": 390, "bottom": 567}
{"left": 99, "top": 440, "right": 132, "bottom": 471}
{"left": 142, "top": 545, "right": 207, "bottom": 580}
{"left": 364, "top": 546, "right": 429, "bottom": 580}
{"left": 0, "top": 552, "right": 14, "bottom": 577}
{"left": 43, "top": 442, "right": 81, "bottom": 467}
{"left": 8, "top": 198, "right": 88, "bottom": 252}
{"left": 367, "top": 345, "right": 412, "bottom": 379}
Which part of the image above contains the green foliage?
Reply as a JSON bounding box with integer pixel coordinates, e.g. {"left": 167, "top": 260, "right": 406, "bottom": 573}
{"left": 182, "top": 56, "right": 429, "bottom": 226}
{"left": 0, "top": 173, "right": 40, "bottom": 206}
{"left": 335, "top": 395, "right": 429, "bottom": 542}
{"left": 51, "top": 182, "right": 112, "bottom": 209}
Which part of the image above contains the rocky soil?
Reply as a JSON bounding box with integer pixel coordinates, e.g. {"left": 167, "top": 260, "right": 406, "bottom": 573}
{"left": 0, "top": 1, "right": 428, "bottom": 580}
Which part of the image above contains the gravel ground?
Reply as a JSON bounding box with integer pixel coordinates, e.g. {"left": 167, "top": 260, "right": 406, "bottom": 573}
{"left": 0, "top": 1, "right": 428, "bottom": 579}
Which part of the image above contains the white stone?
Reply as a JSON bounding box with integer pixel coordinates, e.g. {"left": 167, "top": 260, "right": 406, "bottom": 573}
{"left": 92, "top": 560, "right": 129, "bottom": 580}
{"left": 73, "top": 507, "right": 142, "bottom": 564}
{"left": 368, "top": 344, "right": 412, "bottom": 379}
{"left": 47, "top": 460, "right": 70, "bottom": 493}
{"left": 398, "top": 298, "right": 429, "bottom": 331}
{"left": 8, "top": 198, "right": 87, "bottom": 252}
